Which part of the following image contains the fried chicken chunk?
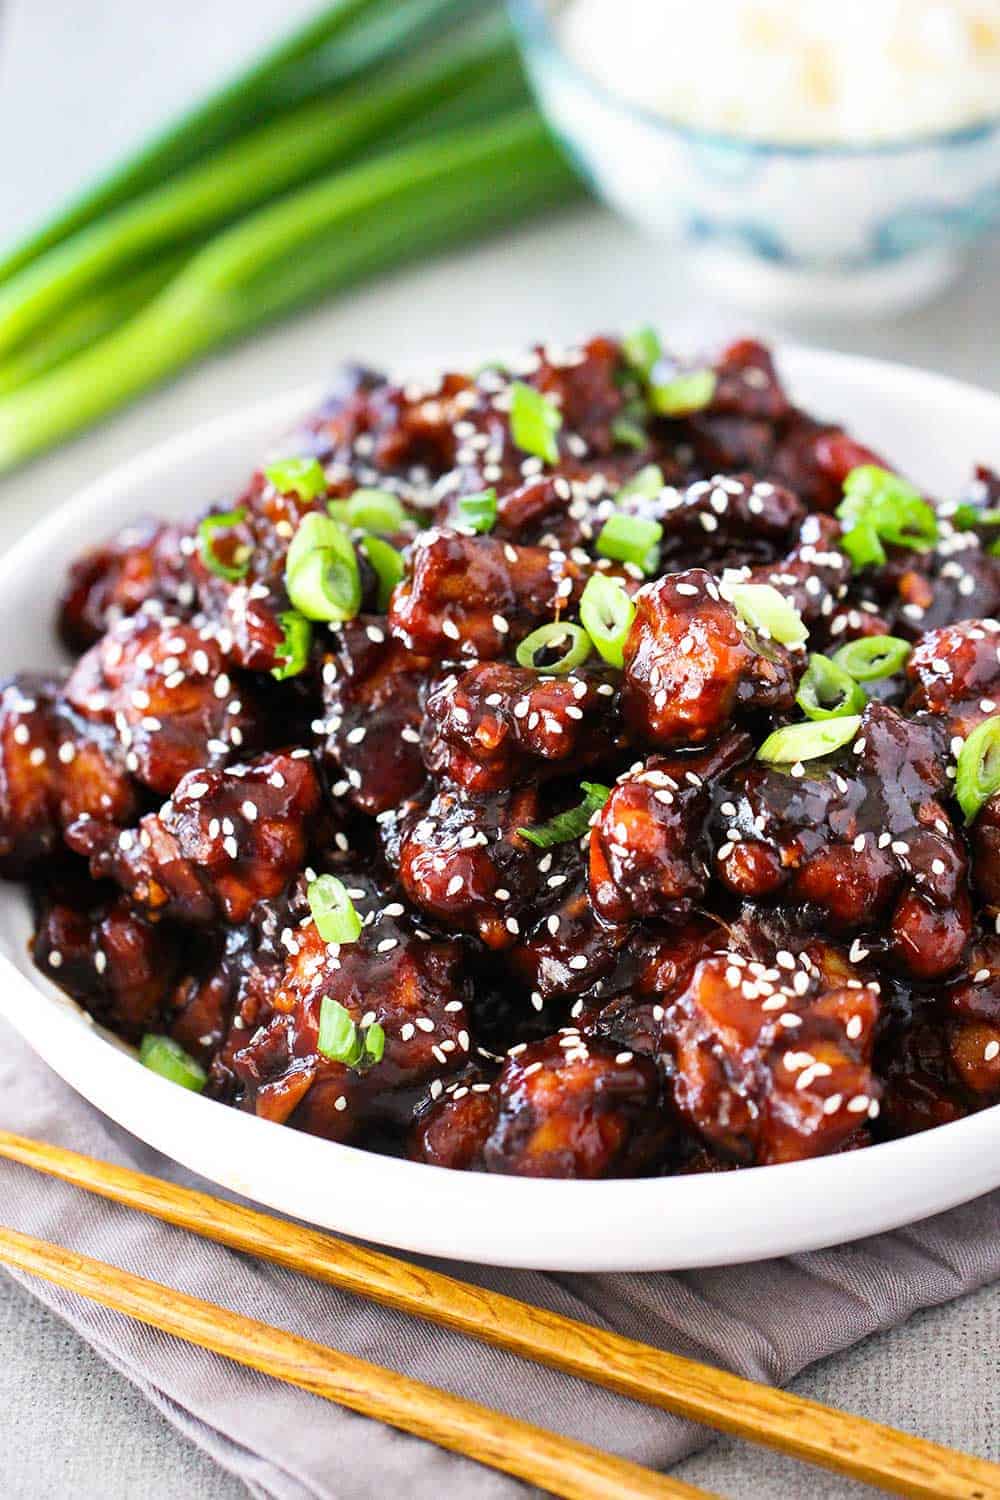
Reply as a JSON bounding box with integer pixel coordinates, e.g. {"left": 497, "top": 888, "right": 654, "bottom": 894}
{"left": 905, "top": 617, "right": 1000, "bottom": 740}
{"left": 622, "top": 568, "right": 798, "bottom": 747}
{"left": 409, "top": 1034, "right": 670, "bottom": 1177}
{"left": 58, "top": 520, "right": 189, "bottom": 653}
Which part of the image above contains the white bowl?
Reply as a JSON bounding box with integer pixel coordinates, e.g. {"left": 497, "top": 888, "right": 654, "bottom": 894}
{"left": 1, "top": 346, "right": 998, "bottom": 1271}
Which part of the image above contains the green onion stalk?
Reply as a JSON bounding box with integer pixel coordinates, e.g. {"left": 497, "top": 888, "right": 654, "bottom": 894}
{"left": 0, "top": 0, "right": 485, "bottom": 285}
{"left": 0, "top": 111, "right": 579, "bottom": 473}
{"left": 0, "top": 26, "right": 529, "bottom": 363}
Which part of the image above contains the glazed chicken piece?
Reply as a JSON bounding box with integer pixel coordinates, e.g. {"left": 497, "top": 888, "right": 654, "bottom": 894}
{"left": 867, "top": 534, "right": 1000, "bottom": 640}
{"left": 70, "top": 749, "right": 321, "bottom": 926}
{"left": 389, "top": 530, "right": 581, "bottom": 659}
{"left": 32, "top": 886, "right": 174, "bottom": 1039}
{"left": 0, "top": 675, "right": 136, "bottom": 875}
{"left": 65, "top": 611, "right": 261, "bottom": 795}
{"left": 395, "top": 784, "right": 543, "bottom": 949}
{"left": 409, "top": 1034, "right": 671, "bottom": 1177}
{"left": 230, "top": 898, "right": 473, "bottom": 1143}
{"left": 715, "top": 702, "right": 971, "bottom": 979}
{"left": 317, "top": 617, "right": 427, "bottom": 815}
{"left": 422, "top": 660, "right": 622, "bottom": 794}
{"left": 655, "top": 945, "right": 880, "bottom": 1164}
{"left": 622, "top": 567, "right": 798, "bottom": 747}
{"left": 505, "top": 864, "right": 629, "bottom": 1008}
{"left": 906, "top": 617, "right": 1000, "bottom": 741}
{"left": 945, "top": 936, "right": 1000, "bottom": 1104}
{"left": 645, "top": 472, "right": 806, "bottom": 575}
{"left": 589, "top": 733, "right": 753, "bottom": 923}
{"left": 58, "top": 520, "right": 190, "bottom": 653}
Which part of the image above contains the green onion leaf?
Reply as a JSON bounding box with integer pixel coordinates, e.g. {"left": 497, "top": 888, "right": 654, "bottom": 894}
{"left": 596, "top": 513, "right": 663, "bottom": 575}
{"left": 615, "top": 464, "right": 665, "bottom": 502}
{"left": 621, "top": 325, "right": 662, "bottom": 380}
{"left": 836, "top": 465, "right": 938, "bottom": 569}
{"left": 796, "top": 654, "right": 867, "bottom": 721}
{"left": 308, "top": 873, "right": 362, "bottom": 945}
{"left": 265, "top": 455, "right": 327, "bottom": 501}
{"left": 611, "top": 414, "right": 648, "bottom": 450}
{"left": 360, "top": 535, "right": 404, "bottom": 611}
{"left": 515, "top": 621, "right": 592, "bottom": 675}
{"left": 831, "top": 635, "right": 911, "bottom": 682}
{"left": 198, "top": 508, "right": 251, "bottom": 582}
{"left": 328, "top": 487, "right": 408, "bottom": 535}
{"left": 271, "top": 609, "right": 312, "bottom": 680}
{"left": 510, "top": 380, "right": 561, "bottom": 465}
{"left": 285, "top": 512, "right": 361, "bottom": 622}
{"left": 317, "top": 996, "right": 385, "bottom": 1072}
{"left": 757, "top": 715, "right": 862, "bottom": 765}
{"left": 518, "top": 780, "right": 611, "bottom": 848}
{"left": 456, "top": 487, "right": 497, "bottom": 533}
{"left": 955, "top": 715, "right": 1000, "bottom": 824}
{"left": 953, "top": 503, "right": 1000, "bottom": 532}
{"left": 579, "top": 573, "right": 635, "bottom": 669}
{"left": 139, "top": 1035, "right": 207, "bottom": 1092}
{"left": 649, "top": 368, "right": 716, "bottom": 417}
{"left": 729, "top": 583, "right": 808, "bottom": 648}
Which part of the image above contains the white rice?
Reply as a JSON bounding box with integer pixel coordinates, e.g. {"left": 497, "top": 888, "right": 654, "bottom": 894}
{"left": 560, "top": 0, "right": 1000, "bottom": 143}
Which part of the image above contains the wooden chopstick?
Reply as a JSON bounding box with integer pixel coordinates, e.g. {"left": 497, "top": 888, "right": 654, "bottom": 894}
{"left": 1, "top": 1133, "right": 997, "bottom": 1500}
{"left": 0, "top": 1223, "right": 710, "bottom": 1500}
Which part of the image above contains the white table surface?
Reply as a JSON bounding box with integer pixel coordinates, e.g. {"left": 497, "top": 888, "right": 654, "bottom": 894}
{"left": 1, "top": 3, "right": 999, "bottom": 1497}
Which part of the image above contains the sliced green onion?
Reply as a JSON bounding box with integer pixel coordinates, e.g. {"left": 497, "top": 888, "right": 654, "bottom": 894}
{"left": 729, "top": 583, "right": 808, "bottom": 648}
{"left": 615, "top": 464, "right": 664, "bottom": 502}
{"left": 621, "top": 325, "right": 662, "bottom": 380}
{"left": 611, "top": 413, "right": 647, "bottom": 450}
{"left": 510, "top": 380, "right": 561, "bottom": 465}
{"left": 579, "top": 573, "right": 635, "bottom": 669}
{"left": 328, "top": 486, "right": 408, "bottom": 535}
{"left": 757, "top": 715, "right": 862, "bottom": 765}
{"left": 285, "top": 512, "right": 361, "bottom": 622}
{"left": 649, "top": 368, "right": 716, "bottom": 417}
{"left": 139, "top": 1035, "right": 207, "bottom": 1092}
{"left": 836, "top": 465, "right": 938, "bottom": 569}
{"left": 953, "top": 503, "right": 1000, "bottom": 531}
{"left": 518, "top": 780, "right": 611, "bottom": 848}
{"left": 308, "top": 873, "right": 362, "bottom": 945}
{"left": 317, "top": 996, "right": 385, "bottom": 1071}
{"left": 515, "top": 621, "right": 592, "bottom": 675}
{"left": 796, "top": 654, "right": 866, "bottom": 721}
{"left": 456, "top": 487, "right": 497, "bottom": 533}
{"left": 596, "top": 513, "right": 663, "bottom": 575}
{"left": 831, "top": 635, "right": 911, "bottom": 682}
{"left": 198, "top": 508, "right": 251, "bottom": 582}
{"left": 271, "top": 609, "right": 312, "bottom": 680}
{"left": 265, "top": 455, "right": 327, "bottom": 501}
{"left": 360, "top": 535, "right": 404, "bottom": 611}
{"left": 955, "top": 715, "right": 1000, "bottom": 824}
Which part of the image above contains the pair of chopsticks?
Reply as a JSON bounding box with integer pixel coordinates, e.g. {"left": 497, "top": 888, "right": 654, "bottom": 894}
{"left": 0, "top": 1131, "right": 996, "bottom": 1500}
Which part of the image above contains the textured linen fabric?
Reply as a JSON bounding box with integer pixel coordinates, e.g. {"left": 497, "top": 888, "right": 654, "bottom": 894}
{"left": 1, "top": 1018, "right": 998, "bottom": 1499}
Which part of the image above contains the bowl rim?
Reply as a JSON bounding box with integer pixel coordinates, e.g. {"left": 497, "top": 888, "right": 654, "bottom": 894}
{"left": 508, "top": 0, "right": 1000, "bottom": 159}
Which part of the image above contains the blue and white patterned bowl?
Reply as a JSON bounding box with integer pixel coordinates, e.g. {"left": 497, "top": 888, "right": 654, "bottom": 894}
{"left": 510, "top": 0, "right": 1000, "bottom": 317}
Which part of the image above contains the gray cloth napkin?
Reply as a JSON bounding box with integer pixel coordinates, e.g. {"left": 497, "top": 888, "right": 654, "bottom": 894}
{"left": 2, "top": 1016, "right": 998, "bottom": 1500}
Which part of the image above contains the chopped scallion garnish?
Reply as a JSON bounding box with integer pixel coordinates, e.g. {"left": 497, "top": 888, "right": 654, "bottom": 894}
{"left": 615, "top": 464, "right": 664, "bottom": 502}
{"left": 649, "top": 368, "right": 716, "bottom": 417}
{"left": 308, "top": 873, "right": 362, "bottom": 945}
{"left": 316, "top": 996, "right": 385, "bottom": 1071}
{"left": 955, "top": 715, "right": 1000, "bottom": 824}
{"left": 729, "top": 583, "right": 808, "bottom": 648}
{"left": 328, "top": 487, "right": 408, "bottom": 536}
{"left": 621, "top": 325, "right": 662, "bottom": 380}
{"left": 271, "top": 610, "right": 312, "bottom": 680}
{"left": 360, "top": 535, "right": 404, "bottom": 611}
{"left": 198, "top": 508, "right": 251, "bottom": 582}
{"left": 595, "top": 513, "right": 662, "bottom": 575}
{"left": 518, "top": 781, "right": 611, "bottom": 848}
{"left": 796, "top": 654, "right": 866, "bottom": 721}
{"left": 579, "top": 573, "right": 635, "bottom": 669}
{"left": 515, "top": 621, "right": 592, "bottom": 675}
{"left": 611, "top": 413, "right": 648, "bottom": 450}
{"left": 831, "top": 635, "right": 911, "bottom": 682}
{"left": 757, "top": 715, "right": 862, "bottom": 765}
{"left": 285, "top": 512, "right": 361, "bottom": 623}
{"left": 264, "top": 455, "right": 327, "bottom": 501}
{"left": 510, "top": 380, "right": 561, "bottom": 466}
{"left": 139, "top": 1035, "right": 207, "bottom": 1092}
{"left": 836, "top": 465, "right": 938, "bottom": 569}
{"left": 456, "top": 488, "right": 497, "bottom": 533}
